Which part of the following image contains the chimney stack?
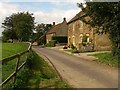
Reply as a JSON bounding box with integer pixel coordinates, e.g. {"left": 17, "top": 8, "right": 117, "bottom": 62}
{"left": 53, "top": 22, "right": 55, "bottom": 26}
{"left": 63, "top": 17, "right": 66, "bottom": 21}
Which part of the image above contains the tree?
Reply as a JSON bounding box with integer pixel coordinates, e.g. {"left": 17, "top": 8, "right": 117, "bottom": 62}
{"left": 77, "top": 2, "right": 120, "bottom": 57}
{"left": 34, "top": 23, "right": 52, "bottom": 43}
{"left": 2, "top": 14, "right": 17, "bottom": 42}
{"left": 2, "top": 12, "right": 35, "bottom": 42}
{"left": 2, "top": 29, "right": 17, "bottom": 42}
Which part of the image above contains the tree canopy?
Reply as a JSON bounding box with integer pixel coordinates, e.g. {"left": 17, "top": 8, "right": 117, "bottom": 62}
{"left": 34, "top": 23, "right": 52, "bottom": 43}
{"left": 78, "top": 2, "right": 120, "bottom": 57}
{"left": 34, "top": 23, "right": 52, "bottom": 44}
{"left": 2, "top": 12, "right": 35, "bottom": 42}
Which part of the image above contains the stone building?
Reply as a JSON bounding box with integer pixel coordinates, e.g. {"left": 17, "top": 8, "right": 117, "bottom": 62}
{"left": 67, "top": 11, "right": 111, "bottom": 51}
{"left": 46, "top": 18, "right": 68, "bottom": 44}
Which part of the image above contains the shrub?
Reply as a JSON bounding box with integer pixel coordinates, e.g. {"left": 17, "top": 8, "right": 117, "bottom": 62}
{"left": 13, "top": 67, "right": 29, "bottom": 88}
{"left": 2, "top": 36, "right": 7, "bottom": 42}
{"left": 71, "top": 49, "right": 80, "bottom": 53}
{"left": 46, "top": 40, "right": 56, "bottom": 47}
{"left": 82, "top": 35, "right": 88, "bottom": 42}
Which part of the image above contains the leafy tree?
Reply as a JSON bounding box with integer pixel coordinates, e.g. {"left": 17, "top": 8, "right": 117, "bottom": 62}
{"left": 77, "top": 2, "right": 120, "bottom": 57}
{"left": 2, "top": 12, "right": 35, "bottom": 42}
{"left": 2, "top": 29, "right": 17, "bottom": 42}
{"left": 2, "top": 14, "right": 17, "bottom": 42}
{"left": 34, "top": 23, "right": 52, "bottom": 43}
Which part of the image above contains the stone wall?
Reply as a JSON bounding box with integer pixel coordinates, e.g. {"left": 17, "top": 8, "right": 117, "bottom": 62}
{"left": 68, "top": 20, "right": 93, "bottom": 47}
{"left": 94, "top": 34, "right": 112, "bottom": 51}
{"left": 46, "top": 34, "right": 54, "bottom": 44}
{"left": 68, "top": 19, "right": 111, "bottom": 51}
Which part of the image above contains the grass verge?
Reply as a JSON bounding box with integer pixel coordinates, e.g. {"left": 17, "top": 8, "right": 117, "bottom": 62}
{"left": 91, "top": 52, "right": 118, "bottom": 67}
{"left": 2, "top": 43, "right": 71, "bottom": 89}
{"left": 26, "top": 51, "right": 71, "bottom": 89}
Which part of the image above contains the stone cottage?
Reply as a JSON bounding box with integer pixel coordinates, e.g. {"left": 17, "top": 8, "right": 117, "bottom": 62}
{"left": 67, "top": 11, "right": 111, "bottom": 51}
{"left": 46, "top": 18, "right": 68, "bottom": 44}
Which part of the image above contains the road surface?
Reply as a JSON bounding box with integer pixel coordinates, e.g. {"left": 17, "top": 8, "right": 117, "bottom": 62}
{"left": 33, "top": 46, "right": 118, "bottom": 88}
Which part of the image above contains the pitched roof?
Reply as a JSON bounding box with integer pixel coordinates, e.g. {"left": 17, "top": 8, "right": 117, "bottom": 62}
{"left": 67, "top": 11, "right": 85, "bottom": 24}
{"left": 47, "top": 20, "right": 67, "bottom": 34}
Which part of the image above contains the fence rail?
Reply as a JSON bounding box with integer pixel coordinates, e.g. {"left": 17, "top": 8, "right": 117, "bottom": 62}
{"left": 0, "top": 42, "right": 32, "bottom": 87}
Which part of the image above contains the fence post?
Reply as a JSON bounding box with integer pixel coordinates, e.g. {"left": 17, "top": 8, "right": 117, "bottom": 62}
{"left": 13, "top": 54, "right": 20, "bottom": 84}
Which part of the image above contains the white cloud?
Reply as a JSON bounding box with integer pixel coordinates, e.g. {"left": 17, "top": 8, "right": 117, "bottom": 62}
{"left": 0, "top": 2, "right": 19, "bottom": 36}
{"left": 34, "top": 9, "right": 80, "bottom": 25}
{"left": 2, "top": 0, "right": 85, "bottom": 3}
{"left": 0, "top": 2, "right": 81, "bottom": 36}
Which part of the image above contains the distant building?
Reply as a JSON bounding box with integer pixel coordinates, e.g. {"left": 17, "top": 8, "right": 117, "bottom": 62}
{"left": 67, "top": 11, "right": 111, "bottom": 51}
{"left": 46, "top": 18, "right": 68, "bottom": 44}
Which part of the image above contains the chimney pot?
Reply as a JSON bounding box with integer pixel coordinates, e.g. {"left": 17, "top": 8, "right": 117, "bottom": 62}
{"left": 53, "top": 22, "right": 55, "bottom": 25}
{"left": 63, "top": 18, "right": 66, "bottom": 21}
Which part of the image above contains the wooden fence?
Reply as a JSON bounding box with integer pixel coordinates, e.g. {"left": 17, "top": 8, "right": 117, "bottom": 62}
{"left": 0, "top": 42, "right": 32, "bottom": 87}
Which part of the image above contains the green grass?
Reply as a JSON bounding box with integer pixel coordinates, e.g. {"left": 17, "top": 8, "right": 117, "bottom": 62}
{"left": 2, "top": 42, "right": 29, "bottom": 82}
{"left": 2, "top": 42, "right": 28, "bottom": 59}
{"left": 26, "top": 51, "right": 71, "bottom": 89}
{"left": 92, "top": 52, "right": 118, "bottom": 67}
{"left": 1, "top": 43, "right": 71, "bottom": 88}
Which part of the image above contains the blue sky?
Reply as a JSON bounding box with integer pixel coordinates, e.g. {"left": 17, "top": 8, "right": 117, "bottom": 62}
{"left": 0, "top": 0, "right": 84, "bottom": 36}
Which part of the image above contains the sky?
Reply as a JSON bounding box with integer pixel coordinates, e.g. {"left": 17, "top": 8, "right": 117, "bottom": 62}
{"left": 0, "top": 0, "right": 85, "bottom": 36}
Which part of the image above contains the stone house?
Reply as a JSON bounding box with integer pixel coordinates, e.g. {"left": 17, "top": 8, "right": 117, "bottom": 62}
{"left": 67, "top": 11, "right": 111, "bottom": 51}
{"left": 46, "top": 18, "right": 68, "bottom": 44}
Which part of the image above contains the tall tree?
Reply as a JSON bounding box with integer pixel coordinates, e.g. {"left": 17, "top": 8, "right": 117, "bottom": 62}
{"left": 2, "top": 12, "right": 35, "bottom": 42}
{"left": 2, "top": 14, "right": 17, "bottom": 42}
{"left": 77, "top": 2, "right": 120, "bottom": 57}
{"left": 34, "top": 23, "right": 52, "bottom": 42}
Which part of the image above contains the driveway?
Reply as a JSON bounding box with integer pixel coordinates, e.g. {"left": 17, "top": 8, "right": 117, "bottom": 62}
{"left": 32, "top": 46, "right": 118, "bottom": 88}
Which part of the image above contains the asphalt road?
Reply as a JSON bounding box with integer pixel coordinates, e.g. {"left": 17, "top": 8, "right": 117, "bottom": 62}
{"left": 33, "top": 46, "right": 118, "bottom": 88}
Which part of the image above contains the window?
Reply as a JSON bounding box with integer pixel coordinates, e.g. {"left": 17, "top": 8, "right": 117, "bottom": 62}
{"left": 79, "top": 34, "right": 83, "bottom": 43}
{"left": 72, "top": 35, "right": 75, "bottom": 45}
{"left": 86, "top": 34, "right": 90, "bottom": 42}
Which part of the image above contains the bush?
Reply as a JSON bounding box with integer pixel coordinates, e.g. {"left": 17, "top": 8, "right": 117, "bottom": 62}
{"left": 2, "top": 36, "right": 7, "bottom": 43}
{"left": 46, "top": 40, "right": 56, "bottom": 47}
{"left": 82, "top": 42, "right": 87, "bottom": 46}
{"left": 52, "top": 36, "right": 68, "bottom": 43}
{"left": 71, "top": 49, "right": 80, "bottom": 53}
{"left": 13, "top": 67, "right": 29, "bottom": 89}
{"left": 82, "top": 35, "right": 88, "bottom": 42}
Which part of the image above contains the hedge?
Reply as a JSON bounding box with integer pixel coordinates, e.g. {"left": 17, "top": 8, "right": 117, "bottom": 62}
{"left": 52, "top": 36, "right": 68, "bottom": 43}
{"left": 46, "top": 40, "right": 56, "bottom": 47}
